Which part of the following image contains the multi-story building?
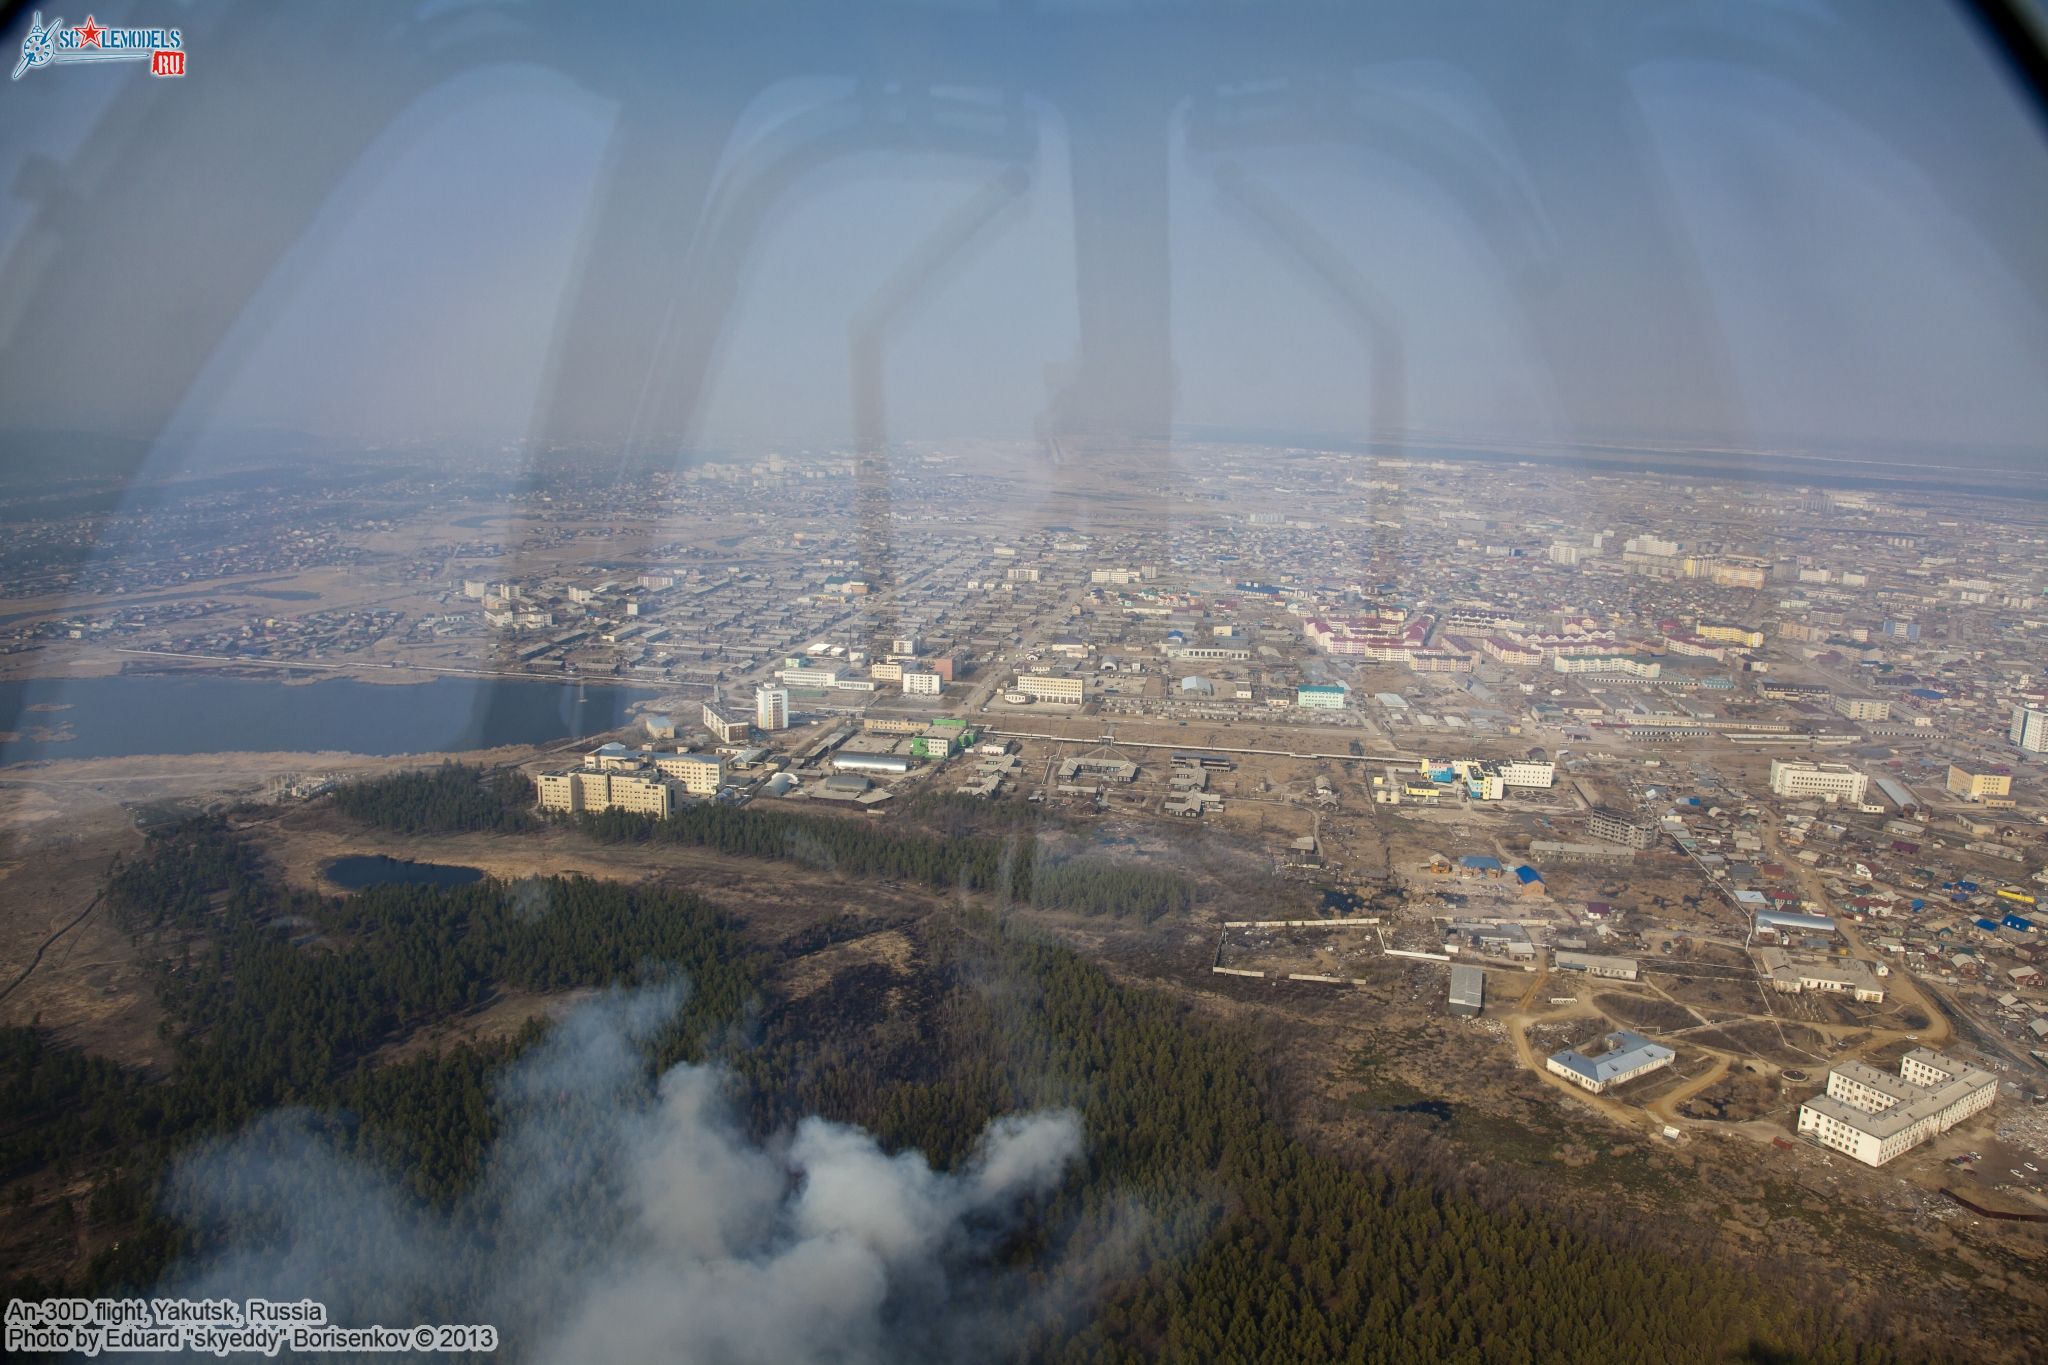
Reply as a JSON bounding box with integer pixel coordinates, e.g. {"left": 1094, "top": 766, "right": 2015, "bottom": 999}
{"left": 1296, "top": 683, "right": 1349, "bottom": 710}
{"left": 1498, "top": 760, "right": 1555, "bottom": 789}
{"left": 1587, "top": 808, "right": 1660, "bottom": 849}
{"left": 1834, "top": 696, "right": 1891, "bottom": 722}
{"left": 1697, "top": 624, "right": 1764, "bottom": 647}
{"left": 1759, "top": 680, "right": 1831, "bottom": 703}
{"left": 756, "top": 687, "right": 790, "bottom": 732}
{"left": 1796, "top": 1051, "right": 1995, "bottom": 1166}
{"left": 777, "top": 665, "right": 842, "bottom": 689}
{"left": 1709, "top": 559, "right": 1768, "bottom": 589}
{"left": 1551, "top": 653, "right": 1660, "bottom": 679}
{"left": 902, "top": 669, "right": 942, "bottom": 695}
{"left": 648, "top": 752, "right": 724, "bottom": 796}
{"left": 534, "top": 766, "right": 673, "bottom": 819}
{"left": 701, "top": 701, "right": 749, "bottom": 744}
{"left": 1946, "top": 764, "right": 2013, "bottom": 802}
{"left": 2011, "top": 705, "right": 2048, "bottom": 754}
{"left": 1769, "top": 760, "right": 1868, "bottom": 804}
{"left": 1014, "top": 672, "right": 1085, "bottom": 704}
{"left": 870, "top": 660, "right": 904, "bottom": 684}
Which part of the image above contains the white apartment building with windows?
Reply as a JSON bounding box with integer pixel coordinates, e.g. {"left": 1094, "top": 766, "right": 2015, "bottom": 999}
{"left": 756, "top": 687, "right": 790, "bottom": 732}
{"left": 1769, "top": 760, "right": 1868, "bottom": 804}
{"left": 2012, "top": 705, "right": 2048, "bottom": 754}
{"left": 1796, "top": 1051, "right": 1995, "bottom": 1166}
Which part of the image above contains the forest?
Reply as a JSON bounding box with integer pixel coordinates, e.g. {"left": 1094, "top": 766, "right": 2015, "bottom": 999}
{"left": 331, "top": 763, "right": 1197, "bottom": 922}
{"left": 4, "top": 816, "right": 755, "bottom": 1296}
{"left": 330, "top": 762, "right": 536, "bottom": 834}
{"left": 1, "top": 814, "right": 1923, "bottom": 1362}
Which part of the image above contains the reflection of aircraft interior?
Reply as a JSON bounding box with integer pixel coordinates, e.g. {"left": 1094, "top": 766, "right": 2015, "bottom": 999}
{"left": 0, "top": 0, "right": 2039, "bottom": 719}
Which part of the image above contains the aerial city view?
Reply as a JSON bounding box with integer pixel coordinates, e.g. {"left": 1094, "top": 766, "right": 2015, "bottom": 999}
{"left": 4, "top": 2, "right": 2048, "bottom": 1362}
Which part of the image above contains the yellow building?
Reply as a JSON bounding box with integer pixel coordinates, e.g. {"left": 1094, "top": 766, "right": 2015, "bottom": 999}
{"left": 535, "top": 767, "right": 673, "bottom": 818}
{"left": 1698, "top": 624, "right": 1764, "bottom": 648}
{"left": 650, "top": 752, "right": 724, "bottom": 795}
{"left": 1015, "top": 672, "right": 1085, "bottom": 703}
{"left": 1946, "top": 764, "right": 2013, "bottom": 803}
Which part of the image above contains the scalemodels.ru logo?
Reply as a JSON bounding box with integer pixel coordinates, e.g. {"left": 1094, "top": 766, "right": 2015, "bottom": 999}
{"left": 12, "top": 13, "right": 185, "bottom": 81}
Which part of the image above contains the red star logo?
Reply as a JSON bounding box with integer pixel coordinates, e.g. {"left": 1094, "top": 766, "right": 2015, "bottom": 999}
{"left": 76, "top": 16, "right": 103, "bottom": 48}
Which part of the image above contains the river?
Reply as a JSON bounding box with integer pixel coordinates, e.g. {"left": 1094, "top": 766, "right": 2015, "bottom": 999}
{"left": 0, "top": 674, "right": 650, "bottom": 764}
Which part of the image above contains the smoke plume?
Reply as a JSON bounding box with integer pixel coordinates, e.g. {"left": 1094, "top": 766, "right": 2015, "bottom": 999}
{"left": 156, "top": 984, "right": 1084, "bottom": 1363}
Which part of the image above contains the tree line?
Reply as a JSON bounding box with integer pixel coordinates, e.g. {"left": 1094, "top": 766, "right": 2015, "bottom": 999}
{"left": 4, "top": 815, "right": 758, "bottom": 1299}
{"left": 577, "top": 802, "right": 1196, "bottom": 923}
{"left": 330, "top": 765, "right": 1198, "bottom": 922}
{"left": 726, "top": 915, "right": 1916, "bottom": 1364}
{"left": 331, "top": 762, "right": 536, "bottom": 834}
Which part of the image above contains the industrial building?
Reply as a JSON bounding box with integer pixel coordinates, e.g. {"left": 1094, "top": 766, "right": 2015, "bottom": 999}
{"left": 1448, "top": 965, "right": 1484, "bottom": 1017}
{"left": 1796, "top": 1051, "right": 1996, "bottom": 1166}
{"left": 1753, "top": 907, "right": 1838, "bottom": 940}
{"left": 1552, "top": 951, "right": 1639, "bottom": 980}
{"left": 1768, "top": 759, "right": 1869, "bottom": 804}
{"left": 1058, "top": 757, "right": 1139, "bottom": 783}
{"left": 830, "top": 751, "right": 916, "bottom": 775}
{"left": 1545, "top": 1031, "right": 1674, "bottom": 1094}
{"left": 755, "top": 687, "right": 790, "bottom": 732}
{"left": 1757, "top": 949, "right": 1884, "bottom": 1002}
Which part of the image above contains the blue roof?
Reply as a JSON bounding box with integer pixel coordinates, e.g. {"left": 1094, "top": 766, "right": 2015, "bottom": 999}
{"left": 1514, "top": 865, "right": 1543, "bottom": 884}
{"left": 1459, "top": 854, "right": 1502, "bottom": 870}
{"left": 2002, "top": 914, "right": 2034, "bottom": 932}
{"left": 1976, "top": 918, "right": 2001, "bottom": 932}
{"left": 1549, "top": 1032, "right": 1674, "bottom": 1086}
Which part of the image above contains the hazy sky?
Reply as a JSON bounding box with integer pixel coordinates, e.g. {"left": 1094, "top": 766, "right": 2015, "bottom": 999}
{"left": 1, "top": 0, "right": 2045, "bottom": 462}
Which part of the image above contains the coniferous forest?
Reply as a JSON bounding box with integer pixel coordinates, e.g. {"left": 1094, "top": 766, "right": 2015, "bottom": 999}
{"left": 0, "top": 805, "right": 1919, "bottom": 1362}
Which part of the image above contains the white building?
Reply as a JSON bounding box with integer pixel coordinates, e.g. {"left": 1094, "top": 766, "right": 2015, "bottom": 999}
{"left": 1551, "top": 951, "right": 1639, "bottom": 981}
{"left": 1550, "top": 653, "right": 1660, "bottom": 678}
{"left": 1796, "top": 1051, "right": 1995, "bottom": 1166}
{"left": 2012, "top": 705, "right": 2048, "bottom": 754}
{"left": 1545, "top": 1031, "right": 1674, "bottom": 1094}
{"left": 902, "top": 669, "right": 942, "bottom": 695}
{"left": 1296, "top": 683, "right": 1349, "bottom": 709}
{"left": 1498, "top": 760, "right": 1555, "bottom": 789}
{"left": 778, "top": 665, "right": 842, "bottom": 689}
{"left": 1769, "top": 760, "right": 1868, "bottom": 804}
{"left": 1834, "top": 696, "right": 1891, "bottom": 722}
{"left": 755, "top": 687, "right": 790, "bottom": 732}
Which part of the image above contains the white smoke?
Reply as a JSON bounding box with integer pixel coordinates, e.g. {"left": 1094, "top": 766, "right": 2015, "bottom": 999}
{"left": 158, "top": 984, "right": 1085, "bottom": 1364}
